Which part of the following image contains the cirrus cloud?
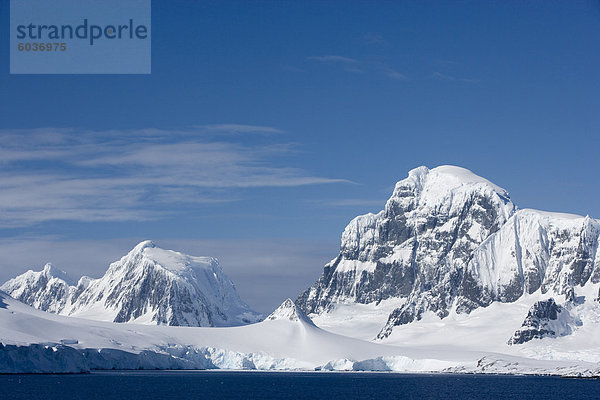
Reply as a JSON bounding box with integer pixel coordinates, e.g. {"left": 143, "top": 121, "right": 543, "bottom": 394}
{"left": 0, "top": 126, "right": 350, "bottom": 227}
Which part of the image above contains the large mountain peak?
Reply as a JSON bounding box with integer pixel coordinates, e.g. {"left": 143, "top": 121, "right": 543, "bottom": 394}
{"left": 116, "top": 239, "right": 155, "bottom": 264}
{"left": 297, "top": 165, "right": 600, "bottom": 340}
{"left": 2, "top": 242, "right": 261, "bottom": 327}
{"left": 298, "top": 165, "right": 516, "bottom": 322}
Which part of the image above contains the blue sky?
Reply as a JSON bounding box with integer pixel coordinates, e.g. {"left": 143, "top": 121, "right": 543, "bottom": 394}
{"left": 1, "top": 1, "right": 599, "bottom": 312}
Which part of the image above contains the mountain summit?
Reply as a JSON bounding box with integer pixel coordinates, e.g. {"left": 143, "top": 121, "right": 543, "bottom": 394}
{"left": 1, "top": 241, "right": 261, "bottom": 327}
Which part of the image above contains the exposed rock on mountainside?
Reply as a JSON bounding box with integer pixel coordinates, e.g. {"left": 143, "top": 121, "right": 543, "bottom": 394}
{"left": 456, "top": 210, "right": 600, "bottom": 314}
{"left": 508, "top": 299, "right": 577, "bottom": 345}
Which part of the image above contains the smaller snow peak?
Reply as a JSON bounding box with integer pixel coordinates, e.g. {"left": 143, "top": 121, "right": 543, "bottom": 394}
{"left": 132, "top": 240, "right": 157, "bottom": 253}
{"left": 391, "top": 166, "right": 429, "bottom": 197}
{"left": 407, "top": 165, "right": 430, "bottom": 180}
{"left": 512, "top": 209, "right": 600, "bottom": 238}
{"left": 77, "top": 276, "right": 93, "bottom": 289}
{"left": 267, "top": 299, "right": 315, "bottom": 325}
{"left": 119, "top": 240, "right": 159, "bottom": 264}
{"left": 281, "top": 298, "right": 295, "bottom": 309}
{"left": 41, "top": 263, "right": 72, "bottom": 284}
{"left": 520, "top": 209, "right": 578, "bottom": 219}
{"left": 42, "top": 263, "right": 55, "bottom": 274}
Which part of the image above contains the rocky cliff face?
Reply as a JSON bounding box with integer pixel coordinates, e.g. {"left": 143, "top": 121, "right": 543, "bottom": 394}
{"left": 296, "top": 165, "right": 600, "bottom": 339}
{"left": 456, "top": 210, "right": 600, "bottom": 313}
{"left": 1, "top": 241, "right": 261, "bottom": 327}
{"left": 507, "top": 299, "right": 578, "bottom": 345}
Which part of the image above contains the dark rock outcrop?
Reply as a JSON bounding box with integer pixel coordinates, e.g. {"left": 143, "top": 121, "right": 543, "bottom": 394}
{"left": 508, "top": 299, "right": 576, "bottom": 345}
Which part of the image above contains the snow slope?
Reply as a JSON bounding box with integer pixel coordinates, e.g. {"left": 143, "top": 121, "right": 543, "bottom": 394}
{"left": 1, "top": 291, "right": 598, "bottom": 375}
{"left": 1, "top": 241, "right": 261, "bottom": 327}
{"left": 380, "top": 283, "right": 600, "bottom": 369}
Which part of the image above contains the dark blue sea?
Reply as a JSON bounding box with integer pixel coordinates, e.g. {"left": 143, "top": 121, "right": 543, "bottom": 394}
{"left": 1, "top": 371, "right": 599, "bottom": 400}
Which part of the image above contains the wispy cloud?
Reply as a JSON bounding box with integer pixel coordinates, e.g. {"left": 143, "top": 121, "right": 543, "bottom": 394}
{"left": 307, "top": 55, "right": 359, "bottom": 64}
{"left": 197, "top": 124, "right": 285, "bottom": 135}
{"left": 382, "top": 67, "right": 408, "bottom": 81}
{"left": 317, "top": 198, "right": 386, "bottom": 207}
{"left": 432, "top": 72, "right": 477, "bottom": 83}
{"left": 0, "top": 127, "right": 349, "bottom": 227}
{"left": 308, "top": 55, "right": 407, "bottom": 81}
{"left": 343, "top": 66, "right": 365, "bottom": 74}
{"left": 362, "top": 33, "right": 387, "bottom": 45}
{"left": 433, "top": 59, "right": 460, "bottom": 66}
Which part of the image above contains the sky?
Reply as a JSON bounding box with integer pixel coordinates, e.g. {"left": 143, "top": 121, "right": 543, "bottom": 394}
{"left": 0, "top": 1, "right": 599, "bottom": 313}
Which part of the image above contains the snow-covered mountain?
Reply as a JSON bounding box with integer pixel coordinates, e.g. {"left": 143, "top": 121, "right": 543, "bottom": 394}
{"left": 0, "top": 263, "right": 75, "bottom": 314}
{"left": 1, "top": 240, "right": 261, "bottom": 327}
{"left": 297, "top": 165, "right": 600, "bottom": 340}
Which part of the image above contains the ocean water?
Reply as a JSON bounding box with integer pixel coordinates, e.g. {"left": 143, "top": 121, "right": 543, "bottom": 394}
{"left": 1, "top": 371, "right": 599, "bottom": 400}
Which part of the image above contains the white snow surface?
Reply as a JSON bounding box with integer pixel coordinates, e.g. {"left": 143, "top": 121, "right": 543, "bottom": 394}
{"left": 1, "top": 292, "right": 599, "bottom": 375}
{"left": 311, "top": 298, "right": 407, "bottom": 340}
